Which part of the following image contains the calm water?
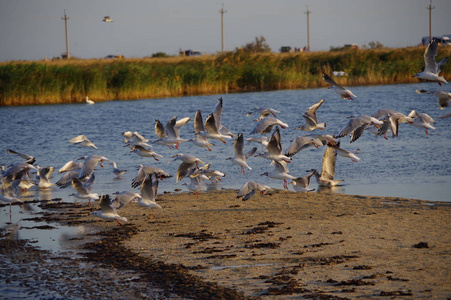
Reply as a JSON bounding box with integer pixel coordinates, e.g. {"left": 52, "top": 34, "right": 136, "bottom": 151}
{"left": 1, "top": 82, "right": 450, "bottom": 207}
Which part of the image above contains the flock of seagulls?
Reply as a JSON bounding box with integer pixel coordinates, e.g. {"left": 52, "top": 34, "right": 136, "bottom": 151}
{"left": 1, "top": 38, "right": 449, "bottom": 225}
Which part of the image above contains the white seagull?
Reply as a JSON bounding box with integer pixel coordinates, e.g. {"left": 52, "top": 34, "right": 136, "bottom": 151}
{"left": 236, "top": 181, "right": 272, "bottom": 201}
{"left": 111, "top": 191, "right": 141, "bottom": 209}
{"left": 413, "top": 38, "right": 448, "bottom": 86}
{"left": 322, "top": 73, "right": 357, "bottom": 100}
{"left": 111, "top": 161, "right": 127, "bottom": 178}
{"left": 58, "top": 160, "right": 82, "bottom": 173}
{"left": 69, "top": 135, "right": 98, "bottom": 149}
{"left": 131, "top": 165, "right": 171, "bottom": 188}
{"left": 249, "top": 116, "right": 289, "bottom": 135}
{"left": 138, "top": 174, "right": 163, "bottom": 215}
{"left": 102, "top": 16, "right": 114, "bottom": 22}
{"left": 226, "top": 133, "right": 257, "bottom": 175}
{"left": 408, "top": 110, "right": 436, "bottom": 135}
{"left": 246, "top": 107, "right": 281, "bottom": 121}
{"left": 85, "top": 96, "right": 95, "bottom": 105}
{"left": 296, "top": 99, "right": 326, "bottom": 131}
{"left": 77, "top": 155, "right": 109, "bottom": 179}
{"left": 416, "top": 89, "right": 451, "bottom": 109}
{"left": 172, "top": 153, "right": 205, "bottom": 182}
{"left": 260, "top": 160, "right": 296, "bottom": 190}
{"left": 69, "top": 175, "right": 99, "bottom": 206}
{"left": 289, "top": 170, "right": 316, "bottom": 196}
{"left": 131, "top": 145, "right": 163, "bottom": 161}
{"left": 153, "top": 116, "right": 190, "bottom": 149}
{"left": 335, "top": 115, "right": 384, "bottom": 143}
{"left": 91, "top": 194, "right": 128, "bottom": 226}
{"left": 310, "top": 142, "right": 344, "bottom": 187}
{"left": 255, "top": 127, "right": 292, "bottom": 163}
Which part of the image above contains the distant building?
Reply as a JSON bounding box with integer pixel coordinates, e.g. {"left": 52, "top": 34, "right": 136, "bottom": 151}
{"left": 280, "top": 46, "right": 292, "bottom": 53}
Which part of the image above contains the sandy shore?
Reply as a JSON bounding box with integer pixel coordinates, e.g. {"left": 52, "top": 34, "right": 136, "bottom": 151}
{"left": 2, "top": 189, "right": 451, "bottom": 299}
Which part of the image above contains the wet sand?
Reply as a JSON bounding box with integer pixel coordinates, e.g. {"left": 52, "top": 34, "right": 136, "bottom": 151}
{"left": 2, "top": 189, "right": 451, "bottom": 299}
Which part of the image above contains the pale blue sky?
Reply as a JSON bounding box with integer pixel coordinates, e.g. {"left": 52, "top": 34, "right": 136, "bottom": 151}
{"left": 0, "top": 0, "right": 450, "bottom": 61}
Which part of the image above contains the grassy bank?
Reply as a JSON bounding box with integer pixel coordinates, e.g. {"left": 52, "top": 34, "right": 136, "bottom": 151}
{"left": 1, "top": 47, "right": 450, "bottom": 106}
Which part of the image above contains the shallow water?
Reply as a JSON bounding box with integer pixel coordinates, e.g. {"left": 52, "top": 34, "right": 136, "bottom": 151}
{"left": 1, "top": 82, "right": 450, "bottom": 251}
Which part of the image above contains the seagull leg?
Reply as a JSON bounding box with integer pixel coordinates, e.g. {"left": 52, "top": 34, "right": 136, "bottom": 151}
{"left": 115, "top": 219, "right": 123, "bottom": 226}
{"left": 283, "top": 180, "right": 288, "bottom": 190}
{"left": 220, "top": 139, "right": 227, "bottom": 144}
{"left": 153, "top": 157, "right": 159, "bottom": 161}
{"left": 241, "top": 167, "right": 245, "bottom": 175}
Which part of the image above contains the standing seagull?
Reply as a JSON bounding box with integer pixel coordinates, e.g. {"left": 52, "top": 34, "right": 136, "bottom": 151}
{"left": 322, "top": 73, "right": 357, "bottom": 100}
{"left": 85, "top": 97, "right": 95, "bottom": 105}
{"left": 226, "top": 133, "right": 257, "bottom": 175}
{"left": 413, "top": 38, "right": 448, "bottom": 86}
{"left": 296, "top": 99, "right": 326, "bottom": 131}
{"left": 110, "top": 161, "right": 127, "bottom": 178}
{"left": 91, "top": 194, "right": 128, "bottom": 226}
{"left": 236, "top": 181, "right": 272, "bottom": 201}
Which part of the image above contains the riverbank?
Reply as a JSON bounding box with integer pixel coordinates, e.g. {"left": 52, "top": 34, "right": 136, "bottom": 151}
{"left": 1, "top": 189, "right": 450, "bottom": 299}
{"left": 2, "top": 46, "right": 450, "bottom": 106}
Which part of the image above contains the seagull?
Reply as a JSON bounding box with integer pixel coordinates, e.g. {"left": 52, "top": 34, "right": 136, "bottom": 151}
{"left": 199, "top": 112, "right": 233, "bottom": 143}
{"left": 407, "top": 110, "right": 436, "bottom": 135}
{"left": 211, "top": 97, "right": 234, "bottom": 137}
{"left": 254, "top": 127, "right": 292, "bottom": 163}
{"left": 226, "top": 133, "right": 257, "bottom": 175}
{"left": 55, "top": 170, "right": 80, "bottom": 188}
{"left": 372, "top": 109, "right": 414, "bottom": 138}
{"left": 415, "top": 89, "right": 451, "bottom": 109}
{"left": 236, "top": 181, "right": 272, "bottom": 201}
{"left": 0, "top": 189, "right": 23, "bottom": 214}
{"left": 189, "top": 163, "right": 226, "bottom": 182}
{"left": 183, "top": 176, "right": 206, "bottom": 195}
{"left": 249, "top": 116, "right": 289, "bottom": 135}
{"left": 77, "top": 155, "right": 109, "bottom": 179}
{"left": 260, "top": 160, "right": 296, "bottom": 190}
{"left": 309, "top": 142, "right": 344, "bottom": 187}
{"left": 111, "top": 191, "right": 141, "bottom": 209}
{"left": 123, "top": 131, "right": 152, "bottom": 148}
{"left": 85, "top": 96, "right": 95, "bottom": 105}
{"left": 332, "top": 71, "right": 348, "bottom": 77}
{"left": 335, "top": 115, "right": 384, "bottom": 143}
{"left": 331, "top": 142, "right": 360, "bottom": 162}
{"left": 58, "top": 160, "right": 82, "bottom": 173}
{"left": 131, "top": 165, "right": 171, "bottom": 188}
{"left": 6, "top": 149, "right": 36, "bottom": 164}
{"left": 111, "top": 161, "right": 127, "bottom": 178}
{"left": 131, "top": 145, "right": 163, "bottom": 161}
{"left": 153, "top": 116, "right": 190, "bottom": 149}
{"left": 296, "top": 99, "right": 326, "bottom": 131}
{"left": 187, "top": 132, "right": 215, "bottom": 151}
{"left": 322, "top": 73, "right": 357, "bottom": 100}
{"left": 246, "top": 107, "right": 281, "bottom": 121}
{"left": 172, "top": 153, "right": 205, "bottom": 182}
{"left": 289, "top": 170, "right": 316, "bottom": 196}
{"left": 69, "top": 135, "right": 98, "bottom": 149}
{"left": 36, "top": 166, "right": 55, "bottom": 188}
{"left": 69, "top": 175, "right": 99, "bottom": 206}
{"left": 102, "top": 16, "right": 114, "bottom": 22}
{"left": 413, "top": 38, "right": 448, "bottom": 86}
{"left": 138, "top": 174, "right": 163, "bottom": 215}
{"left": 246, "top": 136, "right": 269, "bottom": 150}
{"left": 91, "top": 194, "right": 128, "bottom": 226}
{"left": 285, "top": 135, "right": 323, "bottom": 158}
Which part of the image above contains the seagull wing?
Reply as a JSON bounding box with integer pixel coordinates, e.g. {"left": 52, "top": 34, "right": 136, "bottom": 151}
{"left": 194, "top": 110, "right": 205, "bottom": 133}
{"left": 424, "top": 38, "right": 439, "bottom": 73}
{"left": 154, "top": 120, "right": 167, "bottom": 138}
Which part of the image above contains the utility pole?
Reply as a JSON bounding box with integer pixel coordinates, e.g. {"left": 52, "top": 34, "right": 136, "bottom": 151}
{"left": 61, "top": 9, "right": 70, "bottom": 59}
{"left": 219, "top": 4, "right": 227, "bottom": 52}
{"left": 427, "top": 0, "right": 435, "bottom": 44}
{"left": 305, "top": 6, "right": 311, "bottom": 51}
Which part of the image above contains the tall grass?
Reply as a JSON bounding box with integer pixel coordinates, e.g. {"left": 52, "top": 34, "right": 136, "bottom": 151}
{"left": 1, "top": 47, "right": 450, "bottom": 106}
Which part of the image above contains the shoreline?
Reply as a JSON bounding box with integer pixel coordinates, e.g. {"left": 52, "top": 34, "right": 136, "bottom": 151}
{"left": 1, "top": 189, "right": 451, "bottom": 299}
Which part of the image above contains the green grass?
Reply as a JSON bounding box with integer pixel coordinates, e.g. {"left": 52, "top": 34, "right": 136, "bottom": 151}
{"left": 1, "top": 46, "right": 450, "bottom": 106}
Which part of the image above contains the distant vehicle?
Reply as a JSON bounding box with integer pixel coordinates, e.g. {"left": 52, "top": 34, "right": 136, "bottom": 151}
{"left": 105, "top": 55, "right": 124, "bottom": 59}
{"left": 280, "top": 46, "right": 292, "bottom": 53}
{"left": 421, "top": 35, "right": 450, "bottom": 45}
{"left": 180, "top": 50, "right": 202, "bottom": 56}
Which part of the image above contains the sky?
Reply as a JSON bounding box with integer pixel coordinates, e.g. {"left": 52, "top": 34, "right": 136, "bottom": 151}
{"left": 0, "top": 0, "right": 450, "bottom": 62}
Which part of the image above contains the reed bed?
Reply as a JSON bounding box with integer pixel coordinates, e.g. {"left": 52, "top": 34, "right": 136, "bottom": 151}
{"left": 1, "top": 47, "right": 450, "bottom": 106}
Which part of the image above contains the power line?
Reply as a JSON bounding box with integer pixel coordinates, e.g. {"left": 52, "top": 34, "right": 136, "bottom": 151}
{"left": 61, "top": 9, "right": 70, "bottom": 59}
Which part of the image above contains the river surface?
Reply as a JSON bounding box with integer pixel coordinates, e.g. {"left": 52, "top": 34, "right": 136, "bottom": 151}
{"left": 1, "top": 82, "right": 451, "bottom": 244}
